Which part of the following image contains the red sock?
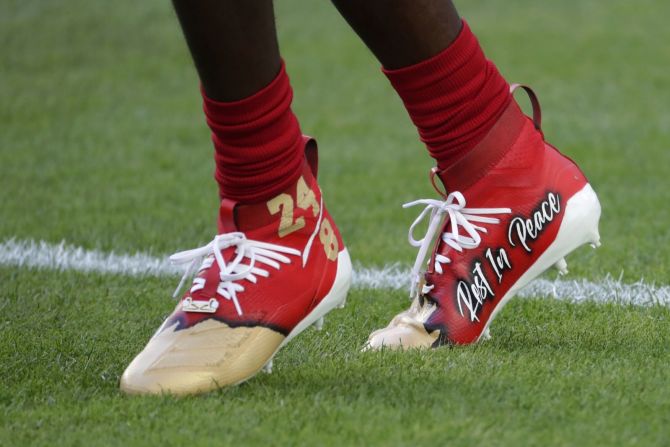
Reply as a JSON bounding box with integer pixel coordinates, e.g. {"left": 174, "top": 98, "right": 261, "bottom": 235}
{"left": 383, "top": 20, "right": 511, "bottom": 172}
{"left": 202, "top": 61, "right": 304, "bottom": 203}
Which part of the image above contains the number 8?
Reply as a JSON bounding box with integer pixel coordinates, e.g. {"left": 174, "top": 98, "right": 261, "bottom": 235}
{"left": 319, "top": 218, "right": 338, "bottom": 261}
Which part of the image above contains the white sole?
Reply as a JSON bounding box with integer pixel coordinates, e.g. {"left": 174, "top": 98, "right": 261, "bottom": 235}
{"left": 256, "top": 248, "right": 352, "bottom": 374}
{"left": 476, "top": 183, "right": 602, "bottom": 342}
{"left": 282, "top": 248, "right": 352, "bottom": 346}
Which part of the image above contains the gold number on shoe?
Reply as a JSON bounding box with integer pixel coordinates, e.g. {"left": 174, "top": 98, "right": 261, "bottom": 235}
{"left": 267, "top": 193, "right": 305, "bottom": 237}
{"left": 296, "top": 176, "right": 320, "bottom": 216}
{"left": 267, "top": 176, "right": 320, "bottom": 238}
{"left": 267, "top": 176, "right": 338, "bottom": 260}
{"left": 319, "top": 218, "right": 338, "bottom": 261}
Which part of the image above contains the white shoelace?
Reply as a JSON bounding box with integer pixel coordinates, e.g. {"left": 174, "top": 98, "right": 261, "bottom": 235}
{"left": 404, "top": 192, "right": 511, "bottom": 298}
{"left": 169, "top": 232, "right": 300, "bottom": 315}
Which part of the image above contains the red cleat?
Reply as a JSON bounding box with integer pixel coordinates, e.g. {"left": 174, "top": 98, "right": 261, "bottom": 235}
{"left": 366, "top": 85, "right": 601, "bottom": 349}
{"left": 121, "top": 138, "right": 351, "bottom": 394}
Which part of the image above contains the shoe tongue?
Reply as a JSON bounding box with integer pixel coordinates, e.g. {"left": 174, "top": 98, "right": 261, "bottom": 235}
{"left": 218, "top": 199, "right": 239, "bottom": 233}
{"left": 217, "top": 199, "right": 271, "bottom": 233}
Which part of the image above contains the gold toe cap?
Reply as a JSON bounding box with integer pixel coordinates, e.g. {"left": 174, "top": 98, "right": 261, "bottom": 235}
{"left": 120, "top": 319, "right": 285, "bottom": 396}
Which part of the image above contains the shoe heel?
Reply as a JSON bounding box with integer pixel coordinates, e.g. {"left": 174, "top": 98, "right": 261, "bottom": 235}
{"left": 552, "top": 183, "right": 602, "bottom": 258}
{"left": 507, "top": 184, "right": 601, "bottom": 297}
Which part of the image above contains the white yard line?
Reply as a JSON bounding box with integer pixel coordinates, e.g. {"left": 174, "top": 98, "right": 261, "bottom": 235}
{"left": 1, "top": 238, "right": 669, "bottom": 307}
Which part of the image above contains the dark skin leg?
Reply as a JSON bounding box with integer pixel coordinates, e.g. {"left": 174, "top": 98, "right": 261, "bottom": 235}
{"left": 173, "top": 0, "right": 460, "bottom": 99}
{"left": 171, "top": 0, "right": 280, "bottom": 102}
{"left": 331, "top": 0, "right": 462, "bottom": 69}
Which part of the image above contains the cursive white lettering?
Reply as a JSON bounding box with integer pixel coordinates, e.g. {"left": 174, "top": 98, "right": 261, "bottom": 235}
{"left": 508, "top": 192, "right": 561, "bottom": 253}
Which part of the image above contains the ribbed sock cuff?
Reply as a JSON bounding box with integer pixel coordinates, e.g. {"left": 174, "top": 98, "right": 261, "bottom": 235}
{"left": 383, "top": 20, "right": 511, "bottom": 171}
{"left": 202, "top": 60, "right": 304, "bottom": 203}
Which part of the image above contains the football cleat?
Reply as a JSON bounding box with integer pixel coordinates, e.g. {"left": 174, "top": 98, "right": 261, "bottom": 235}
{"left": 365, "top": 85, "right": 601, "bottom": 349}
{"left": 121, "top": 138, "right": 351, "bottom": 395}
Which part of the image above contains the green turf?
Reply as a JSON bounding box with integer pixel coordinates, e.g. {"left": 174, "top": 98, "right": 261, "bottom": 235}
{"left": 2, "top": 0, "right": 670, "bottom": 445}
{"left": 2, "top": 268, "right": 669, "bottom": 446}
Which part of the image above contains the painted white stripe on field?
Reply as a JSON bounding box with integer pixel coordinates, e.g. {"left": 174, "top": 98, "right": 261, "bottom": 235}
{"left": 351, "top": 263, "right": 670, "bottom": 306}
{"left": 1, "top": 238, "right": 669, "bottom": 307}
{"left": 0, "top": 238, "right": 183, "bottom": 277}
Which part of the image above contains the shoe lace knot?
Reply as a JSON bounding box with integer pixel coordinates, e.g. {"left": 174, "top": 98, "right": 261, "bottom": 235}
{"left": 404, "top": 191, "right": 511, "bottom": 298}
{"left": 169, "top": 232, "right": 300, "bottom": 315}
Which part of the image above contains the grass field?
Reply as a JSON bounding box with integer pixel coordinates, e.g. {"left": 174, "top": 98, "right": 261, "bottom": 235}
{"left": 2, "top": 0, "right": 670, "bottom": 445}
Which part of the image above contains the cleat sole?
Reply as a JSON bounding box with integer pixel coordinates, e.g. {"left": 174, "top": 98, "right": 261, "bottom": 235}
{"left": 237, "top": 249, "right": 352, "bottom": 386}
{"left": 554, "top": 257, "right": 568, "bottom": 275}
{"left": 476, "top": 183, "right": 601, "bottom": 342}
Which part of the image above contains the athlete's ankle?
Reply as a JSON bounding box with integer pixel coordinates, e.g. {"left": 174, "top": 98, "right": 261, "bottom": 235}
{"left": 383, "top": 20, "right": 511, "bottom": 172}
{"left": 202, "top": 60, "right": 305, "bottom": 204}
